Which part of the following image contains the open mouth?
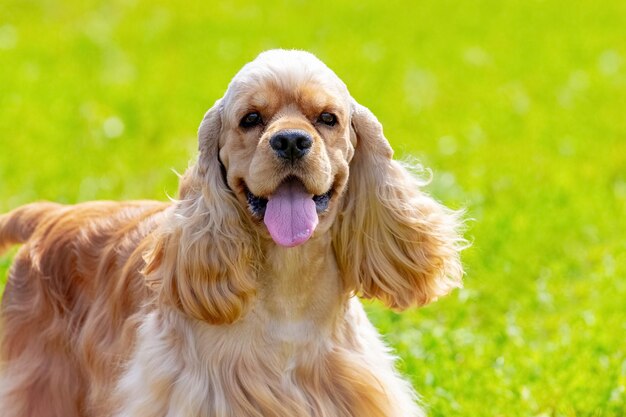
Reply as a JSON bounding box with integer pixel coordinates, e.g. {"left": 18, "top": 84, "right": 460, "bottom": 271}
{"left": 244, "top": 177, "right": 333, "bottom": 248}
{"left": 245, "top": 180, "right": 333, "bottom": 218}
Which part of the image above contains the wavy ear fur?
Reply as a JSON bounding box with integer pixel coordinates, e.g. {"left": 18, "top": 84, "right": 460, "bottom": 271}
{"left": 333, "top": 101, "right": 465, "bottom": 310}
{"left": 143, "top": 99, "right": 258, "bottom": 324}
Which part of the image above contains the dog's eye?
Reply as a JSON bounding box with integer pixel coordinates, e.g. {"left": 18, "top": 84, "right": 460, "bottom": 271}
{"left": 240, "top": 112, "right": 263, "bottom": 128}
{"left": 318, "top": 112, "right": 337, "bottom": 127}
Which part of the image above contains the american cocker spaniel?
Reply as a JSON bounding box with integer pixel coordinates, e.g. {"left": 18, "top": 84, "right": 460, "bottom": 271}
{"left": 0, "top": 49, "right": 464, "bottom": 417}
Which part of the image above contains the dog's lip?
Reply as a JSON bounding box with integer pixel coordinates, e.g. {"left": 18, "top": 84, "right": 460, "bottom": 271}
{"left": 244, "top": 177, "right": 334, "bottom": 219}
{"left": 244, "top": 186, "right": 268, "bottom": 218}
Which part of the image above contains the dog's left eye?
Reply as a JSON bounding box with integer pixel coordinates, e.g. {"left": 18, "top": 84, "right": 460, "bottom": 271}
{"left": 318, "top": 112, "right": 337, "bottom": 127}
{"left": 240, "top": 112, "right": 263, "bottom": 128}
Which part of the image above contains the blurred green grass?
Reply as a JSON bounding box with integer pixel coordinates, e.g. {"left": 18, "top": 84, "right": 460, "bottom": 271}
{"left": 1, "top": 0, "right": 625, "bottom": 415}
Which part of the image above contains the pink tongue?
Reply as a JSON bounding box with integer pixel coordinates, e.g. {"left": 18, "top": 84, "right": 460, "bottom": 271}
{"left": 264, "top": 179, "right": 319, "bottom": 247}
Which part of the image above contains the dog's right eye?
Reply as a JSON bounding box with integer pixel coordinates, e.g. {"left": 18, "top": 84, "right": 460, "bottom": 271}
{"left": 240, "top": 112, "right": 263, "bottom": 128}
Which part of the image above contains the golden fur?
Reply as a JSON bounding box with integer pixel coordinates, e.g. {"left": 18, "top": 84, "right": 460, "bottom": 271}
{"left": 0, "top": 50, "right": 465, "bottom": 417}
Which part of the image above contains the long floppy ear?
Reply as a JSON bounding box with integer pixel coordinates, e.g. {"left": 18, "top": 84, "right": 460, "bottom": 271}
{"left": 333, "top": 101, "right": 465, "bottom": 310}
{"left": 143, "top": 99, "right": 258, "bottom": 324}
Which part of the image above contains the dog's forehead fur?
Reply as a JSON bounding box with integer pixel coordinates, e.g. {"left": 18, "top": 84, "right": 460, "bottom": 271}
{"left": 222, "top": 50, "right": 351, "bottom": 119}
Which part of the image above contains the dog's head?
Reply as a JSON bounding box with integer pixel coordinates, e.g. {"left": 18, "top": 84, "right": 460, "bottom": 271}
{"left": 145, "top": 50, "right": 465, "bottom": 323}
{"left": 200, "top": 50, "right": 354, "bottom": 247}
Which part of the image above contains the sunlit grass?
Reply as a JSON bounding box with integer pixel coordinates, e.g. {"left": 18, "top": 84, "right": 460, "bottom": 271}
{"left": 1, "top": 0, "right": 625, "bottom": 415}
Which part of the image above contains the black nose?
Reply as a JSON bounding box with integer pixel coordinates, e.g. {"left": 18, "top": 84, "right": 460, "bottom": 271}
{"left": 269, "top": 130, "right": 313, "bottom": 161}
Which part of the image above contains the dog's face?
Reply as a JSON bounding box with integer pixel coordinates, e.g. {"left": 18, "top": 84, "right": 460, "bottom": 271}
{"left": 217, "top": 50, "right": 355, "bottom": 247}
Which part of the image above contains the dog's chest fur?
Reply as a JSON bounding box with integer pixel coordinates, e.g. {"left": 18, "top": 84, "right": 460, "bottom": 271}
{"left": 114, "top": 242, "right": 420, "bottom": 417}
{"left": 115, "top": 301, "right": 419, "bottom": 417}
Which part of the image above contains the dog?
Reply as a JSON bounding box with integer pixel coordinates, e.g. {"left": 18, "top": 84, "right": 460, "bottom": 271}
{"left": 0, "top": 49, "right": 464, "bottom": 417}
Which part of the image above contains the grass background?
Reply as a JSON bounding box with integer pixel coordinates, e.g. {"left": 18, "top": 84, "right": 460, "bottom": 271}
{"left": 1, "top": 0, "right": 625, "bottom": 415}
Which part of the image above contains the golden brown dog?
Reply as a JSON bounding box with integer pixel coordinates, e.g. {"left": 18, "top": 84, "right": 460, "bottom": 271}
{"left": 0, "top": 50, "right": 464, "bottom": 417}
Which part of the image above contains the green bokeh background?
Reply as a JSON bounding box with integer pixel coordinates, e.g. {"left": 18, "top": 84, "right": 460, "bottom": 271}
{"left": 1, "top": 0, "right": 625, "bottom": 415}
